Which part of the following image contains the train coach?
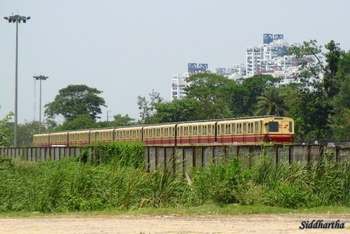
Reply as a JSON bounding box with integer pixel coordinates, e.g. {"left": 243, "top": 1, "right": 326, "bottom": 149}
{"left": 33, "top": 116, "right": 294, "bottom": 147}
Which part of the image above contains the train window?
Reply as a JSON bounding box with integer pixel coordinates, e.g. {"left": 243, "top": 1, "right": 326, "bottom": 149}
{"left": 217, "top": 125, "right": 220, "bottom": 135}
{"left": 226, "top": 124, "right": 230, "bottom": 134}
{"left": 198, "top": 126, "right": 202, "bottom": 135}
{"left": 203, "top": 126, "right": 207, "bottom": 135}
{"left": 184, "top": 127, "right": 188, "bottom": 136}
{"left": 132, "top": 130, "right": 136, "bottom": 138}
{"left": 243, "top": 123, "right": 247, "bottom": 133}
{"left": 289, "top": 122, "right": 293, "bottom": 132}
{"left": 237, "top": 124, "right": 242, "bottom": 134}
{"left": 193, "top": 126, "right": 197, "bottom": 135}
{"left": 268, "top": 122, "right": 279, "bottom": 132}
{"left": 232, "top": 124, "right": 235, "bottom": 134}
{"left": 247, "top": 123, "right": 251, "bottom": 133}
{"left": 126, "top": 131, "right": 129, "bottom": 138}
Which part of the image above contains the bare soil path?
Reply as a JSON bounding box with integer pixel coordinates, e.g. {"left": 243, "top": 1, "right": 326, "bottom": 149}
{"left": 0, "top": 214, "right": 350, "bottom": 233}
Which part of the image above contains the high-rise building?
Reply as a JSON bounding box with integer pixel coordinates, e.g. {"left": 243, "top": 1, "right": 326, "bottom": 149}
{"left": 246, "top": 33, "right": 292, "bottom": 77}
{"left": 171, "top": 74, "right": 187, "bottom": 101}
{"left": 171, "top": 34, "right": 317, "bottom": 100}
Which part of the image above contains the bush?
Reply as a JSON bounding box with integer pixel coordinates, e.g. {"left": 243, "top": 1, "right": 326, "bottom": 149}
{"left": 1, "top": 148, "right": 350, "bottom": 213}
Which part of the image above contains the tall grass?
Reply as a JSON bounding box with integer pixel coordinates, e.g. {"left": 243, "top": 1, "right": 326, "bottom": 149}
{"left": 0, "top": 145, "right": 350, "bottom": 213}
{"left": 189, "top": 152, "right": 350, "bottom": 209}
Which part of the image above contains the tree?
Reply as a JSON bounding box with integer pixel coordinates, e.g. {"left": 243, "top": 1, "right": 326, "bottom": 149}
{"left": 137, "top": 89, "right": 163, "bottom": 124}
{"left": 287, "top": 40, "right": 347, "bottom": 140}
{"left": 0, "top": 110, "right": 14, "bottom": 147}
{"left": 184, "top": 73, "right": 239, "bottom": 118}
{"left": 287, "top": 39, "right": 324, "bottom": 85}
{"left": 45, "top": 84, "right": 107, "bottom": 122}
{"left": 185, "top": 73, "right": 234, "bottom": 102}
{"left": 254, "top": 87, "right": 287, "bottom": 116}
{"left": 16, "top": 121, "right": 42, "bottom": 146}
{"left": 329, "top": 52, "right": 350, "bottom": 139}
{"left": 111, "top": 114, "right": 135, "bottom": 126}
{"left": 57, "top": 114, "right": 95, "bottom": 131}
{"left": 241, "top": 75, "right": 279, "bottom": 116}
{"left": 283, "top": 84, "right": 330, "bottom": 140}
{"left": 152, "top": 98, "right": 200, "bottom": 123}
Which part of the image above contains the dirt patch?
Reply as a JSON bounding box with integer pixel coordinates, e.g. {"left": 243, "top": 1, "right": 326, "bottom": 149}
{"left": 0, "top": 214, "right": 349, "bottom": 233}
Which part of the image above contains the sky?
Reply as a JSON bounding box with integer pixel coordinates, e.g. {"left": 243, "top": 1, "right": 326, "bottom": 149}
{"left": 1, "top": 0, "right": 350, "bottom": 124}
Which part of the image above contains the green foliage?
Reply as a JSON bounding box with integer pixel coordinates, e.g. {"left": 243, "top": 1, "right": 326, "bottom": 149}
{"left": 56, "top": 114, "right": 95, "bottom": 131}
{"left": 254, "top": 87, "right": 287, "bottom": 116}
{"left": 80, "top": 142, "right": 145, "bottom": 168}
{"left": 0, "top": 111, "right": 14, "bottom": 147}
{"left": 1, "top": 150, "right": 350, "bottom": 213}
{"left": 191, "top": 157, "right": 252, "bottom": 205}
{"left": 44, "top": 84, "right": 107, "bottom": 123}
{"left": 153, "top": 98, "right": 203, "bottom": 123}
{"left": 242, "top": 75, "right": 279, "bottom": 116}
{"left": 137, "top": 89, "right": 163, "bottom": 124}
{"left": 111, "top": 114, "right": 135, "bottom": 126}
{"left": 184, "top": 73, "right": 243, "bottom": 118}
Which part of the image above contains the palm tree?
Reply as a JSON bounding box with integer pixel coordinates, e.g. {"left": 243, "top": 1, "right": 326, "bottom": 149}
{"left": 254, "top": 87, "right": 287, "bottom": 116}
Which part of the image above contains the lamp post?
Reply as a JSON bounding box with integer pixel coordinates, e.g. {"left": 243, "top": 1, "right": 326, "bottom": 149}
{"left": 33, "top": 75, "right": 48, "bottom": 133}
{"left": 4, "top": 14, "right": 30, "bottom": 147}
{"left": 107, "top": 110, "right": 112, "bottom": 122}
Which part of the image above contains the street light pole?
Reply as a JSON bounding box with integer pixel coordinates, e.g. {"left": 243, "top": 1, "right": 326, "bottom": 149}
{"left": 107, "top": 110, "right": 111, "bottom": 122}
{"left": 33, "top": 75, "right": 48, "bottom": 133}
{"left": 4, "top": 14, "right": 30, "bottom": 147}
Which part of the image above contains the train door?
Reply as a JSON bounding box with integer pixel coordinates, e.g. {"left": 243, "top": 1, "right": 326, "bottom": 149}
{"left": 242, "top": 122, "right": 247, "bottom": 144}
{"left": 236, "top": 123, "right": 243, "bottom": 144}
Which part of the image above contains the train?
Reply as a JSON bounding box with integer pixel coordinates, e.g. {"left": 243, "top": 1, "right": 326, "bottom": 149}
{"left": 33, "top": 116, "right": 294, "bottom": 147}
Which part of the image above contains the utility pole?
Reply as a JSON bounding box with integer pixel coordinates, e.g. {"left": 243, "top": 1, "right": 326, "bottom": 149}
{"left": 107, "top": 110, "right": 111, "bottom": 122}
{"left": 33, "top": 75, "right": 48, "bottom": 133}
{"left": 4, "top": 14, "right": 31, "bottom": 147}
